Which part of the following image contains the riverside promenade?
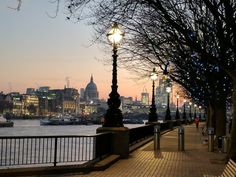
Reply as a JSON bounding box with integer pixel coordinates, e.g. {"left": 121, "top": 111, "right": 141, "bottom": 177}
{"left": 36, "top": 123, "right": 227, "bottom": 177}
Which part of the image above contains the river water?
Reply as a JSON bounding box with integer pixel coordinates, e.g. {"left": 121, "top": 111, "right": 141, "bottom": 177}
{"left": 0, "top": 120, "right": 145, "bottom": 136}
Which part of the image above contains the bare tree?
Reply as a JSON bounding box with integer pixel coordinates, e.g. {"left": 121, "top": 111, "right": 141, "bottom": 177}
{"left": 60, "top": 0, "right": 236, "bottom": 160}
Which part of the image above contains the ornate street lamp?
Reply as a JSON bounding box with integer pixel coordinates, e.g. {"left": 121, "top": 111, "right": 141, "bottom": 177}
{"left": 199, "top": 105, "right": 202, "bottom": 120}
{"left": 194, "top": 104, "right": 197, "bottom": 119}
{"left": 175, "top": 93, "right": 180, "bottom": 120}
{"left": 165, "top": 85, "right": 172, "bottom": 121}
{"left": 74, "top": 95, "right": 78, "bottom": 116}
{"left": 103, "top": 22, "right": 124, "bottom": 127}
{"left": 182, "top": 99, "right": 187, "bottom": 123}
{"left": 189, "top": 102, "right": 192, "bottom": 121}
{"left": 148, "top": 68, "right": 158, "bottom": 122}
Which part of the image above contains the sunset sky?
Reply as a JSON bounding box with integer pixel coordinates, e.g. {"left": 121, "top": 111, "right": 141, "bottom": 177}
{"left": 0, "top": 0, "right": 153, "bottom": 100}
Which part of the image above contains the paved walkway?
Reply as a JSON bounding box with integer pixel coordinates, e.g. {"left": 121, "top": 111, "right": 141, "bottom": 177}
{"left": 36, "top": 123, "right": 227, "bottom": 177}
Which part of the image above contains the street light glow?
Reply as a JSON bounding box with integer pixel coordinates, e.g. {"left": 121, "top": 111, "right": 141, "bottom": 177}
{"left": 150, "top": 68, "right": 158, "bottom": 81}
{"left": 166, "top": 87, "right": 171, "bottom": 93}
{"left": 107, "top": 22, "right": 124, "bottom": 46}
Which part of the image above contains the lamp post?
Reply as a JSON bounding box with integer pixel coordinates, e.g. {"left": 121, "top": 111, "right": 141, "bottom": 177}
{"left": 194, "top": 104, "right": 197, "bottom": 120}
{"left": 74, "top": 95, "right": 78, "bottom": 116}
{"left": 165, "top": 86, "right": 172, "bottom": 121}
{"left": 189, "top": 102, "right": 192, "bottom": 121}
{"left": 199, "top": 106, "right": 202, "bottom": 120}
{"left": 103, "top": 22, "right": 124, "bottom": 127}
{"left": 203, "top": 110, "right": 206, "bottom": 121}
{"left": 175, "top": 93, "right": 180, "bottom": 120}
{"left": 182, "top": 99, "right": 187, "bottom": 124}
{"left": 148, "top": 68, "right": 158, "bottom": 122}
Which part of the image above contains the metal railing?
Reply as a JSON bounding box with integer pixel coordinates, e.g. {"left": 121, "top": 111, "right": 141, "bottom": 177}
{"left": 0, "top": 121, "right": 179, "bottom": 168}
{"left": 129, "top": 122, "right": 175, "bottom": 145}
{"left": 0, "top": 133, "right": 112, "bottom": 167}
{"left": 129, "top": 124, "right": 154, "bottom": 145}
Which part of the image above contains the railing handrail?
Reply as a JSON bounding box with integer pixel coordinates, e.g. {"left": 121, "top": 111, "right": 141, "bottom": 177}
{"left": 0, "top": 132, "right": 111, "bottom": 139}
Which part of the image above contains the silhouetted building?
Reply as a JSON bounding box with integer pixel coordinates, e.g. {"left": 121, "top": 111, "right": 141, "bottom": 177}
{"left": 80, "top": 88, "right": 85, "bottom": 100}
{"left": 84, "top": 75, "right": 99, "bottom": 102}
{"left": 38, "top": 86, "right": 50, "bottom": 92}
{"left": 26, "top": 88, "right": 35, "bottom": 95}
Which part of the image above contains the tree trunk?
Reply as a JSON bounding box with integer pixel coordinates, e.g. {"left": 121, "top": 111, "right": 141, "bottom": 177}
{"left": 215, "top": 100, "right": 226, "bottom": 137}
{"left": 229, "top": 77, "right": 236, "bottom": 161}
{"left": 207, "top": 99, "right": 226, "bottom": 137}
{"left": 207, "top": 101, "right": 215, "bottom": 128}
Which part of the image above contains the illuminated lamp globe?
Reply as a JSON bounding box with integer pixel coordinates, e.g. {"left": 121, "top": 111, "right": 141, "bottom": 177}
{"left": 107, "top": 22, "right": 124, "bottom": 46}
{"left": 150, "top": 68, "right": 158, "bottom": 81}
{"left": 166, "top": 86, "right": 171, "bottom": 93}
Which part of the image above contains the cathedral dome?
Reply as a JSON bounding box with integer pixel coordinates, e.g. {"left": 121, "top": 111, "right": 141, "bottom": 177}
{"left": 84, "top": 75, "right": 99, "bottom": 101}
{"left": 85, "top": 76, "right": 97, "bottom": 91}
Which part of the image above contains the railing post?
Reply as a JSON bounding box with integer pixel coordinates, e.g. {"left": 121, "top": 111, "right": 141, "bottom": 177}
{"left": 93, "top": 136, "right": 97, "bottom": 160}
{"left": 208, "top": 127, "right": 214, "bottom": 152}
{"left": 178, "top": 126, "right": 184, "bottom": 151}
{"left": 53, "top": 138, "right": 58, "bottom": 167}
{"left": 95, "top": 135, "right": 101, "bottom": 160}
{"left": 154, "top": 125, "right": 161, "bottom": 151}
{"left": 222, "top": 136, "right": 229, "bottom": 153}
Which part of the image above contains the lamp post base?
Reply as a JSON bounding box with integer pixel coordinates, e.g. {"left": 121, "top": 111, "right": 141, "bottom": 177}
{"left": 165, "top": 108, "right": 171, "bottom": 121}
{"left": 148, "top": 108, "right": 158, "bottom": 123}
{"left": 103, "top": 108, "right": 124, "bottom": 127}
{"left": 182, "top": 113, "right": 187, "bottom": 124}
{"left": 96, "top": 126, "right": 129, "bottom": 158}
{"left": 166, "top": 120, "right": 174, "bottom": 130}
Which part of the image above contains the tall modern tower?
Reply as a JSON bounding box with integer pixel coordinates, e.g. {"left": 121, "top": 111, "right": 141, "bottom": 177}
{"left": 141, "top": 91, "right": 149, "bottom": 105}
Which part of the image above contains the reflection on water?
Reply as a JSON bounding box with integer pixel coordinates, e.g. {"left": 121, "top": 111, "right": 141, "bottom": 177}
{"left": 0, "top": 120, "right": 144, "bottom": 136}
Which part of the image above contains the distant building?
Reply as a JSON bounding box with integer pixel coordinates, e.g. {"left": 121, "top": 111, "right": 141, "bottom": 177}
{"left": 26, "top": 88, "right": 35, "bottom": 95}
{"left": 141, "top": 92, "right": 149, "bottom": 105}
{"left": 48, "top": 89, "right": 66, "bottom": 115}
{"left": 22, "top": 94, "right": 39, "bottom": 115}
{"left": 62, "top": 87, "right": 79, "bottom": 115}
{"left": 38, "top": 86, "right": 50, "bottom": 92}
{"left": 80, "top": 88, "right": 85, "bottom": 99}
{"left": 5, "top": 92, "right": 22, "bottom": 116}
{"left": 84, "top": 102, "right": 98, "bottom": 115}
{"left": 48, "top": 88, "right": 79, "bottom": 115}
{"left": 0, "top": 92, "right": 4, "bottom": 101}
{"left": 156, "top": 79, "right": 169, "bottom": 107}
{"left": 84, "top": 75, "right": 99, "bottom": 102}
{"left": 120, "top": 96, "right": 133, "bottom": 106}
{"left": 36, "top": 88, "right": 53, "bottom": 116}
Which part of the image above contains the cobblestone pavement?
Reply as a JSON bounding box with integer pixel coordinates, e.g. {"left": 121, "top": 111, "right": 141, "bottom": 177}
{"left": 36, "top": 123, "right": 227, "bottom": 177}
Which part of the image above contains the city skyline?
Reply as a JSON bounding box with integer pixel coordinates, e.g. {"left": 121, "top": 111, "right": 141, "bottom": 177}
{"left": 0, "top": 0, "right": 151, "bottom": 100}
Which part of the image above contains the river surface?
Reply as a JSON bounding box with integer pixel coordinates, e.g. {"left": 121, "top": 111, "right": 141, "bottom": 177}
{"left": 0, "top": 120, "right": 145, "bottom": 136}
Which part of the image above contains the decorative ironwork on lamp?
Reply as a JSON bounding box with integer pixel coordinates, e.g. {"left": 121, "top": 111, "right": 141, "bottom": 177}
{"left": 148, "top": 68, "right": 158, "bottom": 122}
{"left": 103, "top": 22, "right": 124, "bottom": 127}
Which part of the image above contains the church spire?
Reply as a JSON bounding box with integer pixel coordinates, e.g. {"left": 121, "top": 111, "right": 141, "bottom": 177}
{"left": 90, "top": 74, "right": 93, "bottom": 83}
